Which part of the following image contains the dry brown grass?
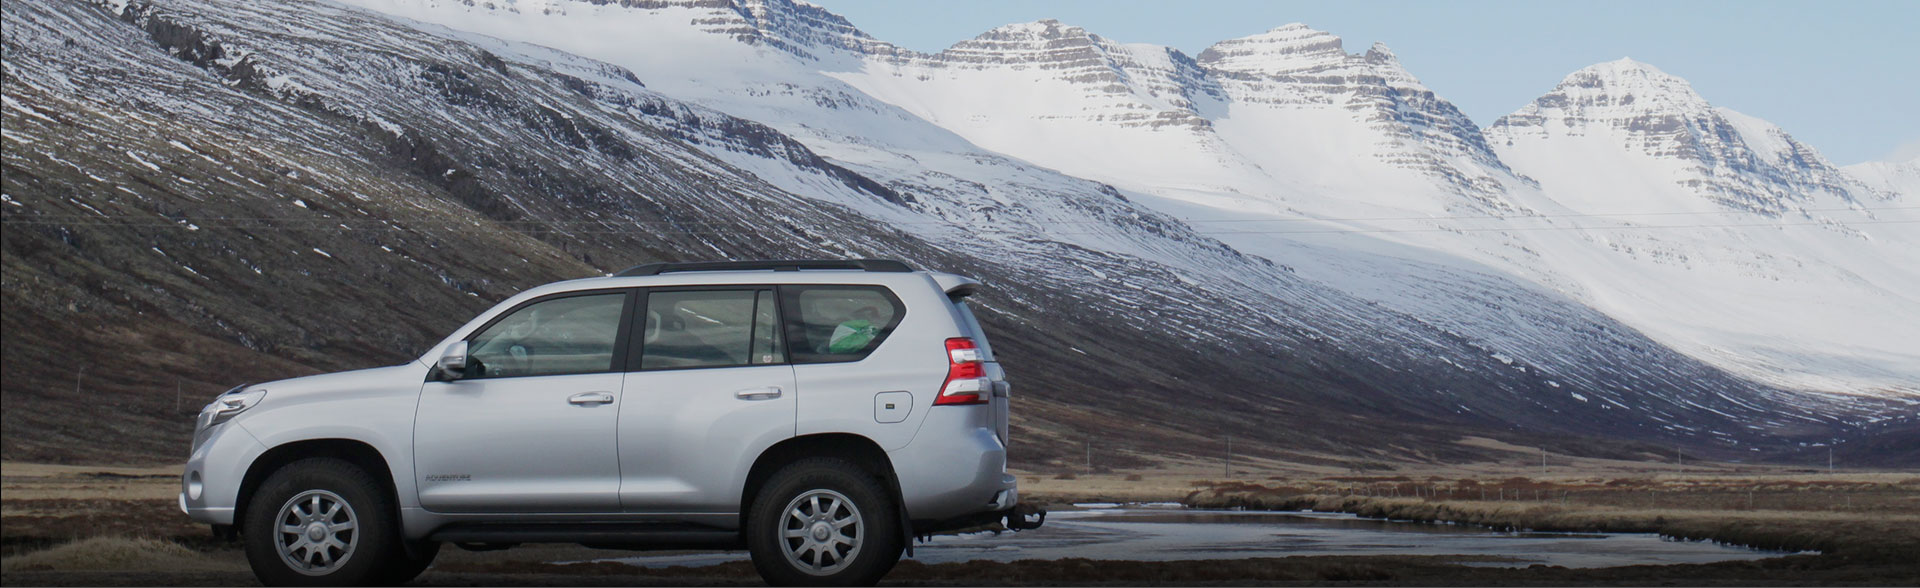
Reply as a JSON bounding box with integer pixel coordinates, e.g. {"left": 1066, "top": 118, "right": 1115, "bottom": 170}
{"left": 1, "top": 462, "right": 209, "bottom": 558}
{"left": 0, "top": 537, "right": 238, "bottom": 572}
{"left": 1, "top": 462, "right": 180, "bottom": 502}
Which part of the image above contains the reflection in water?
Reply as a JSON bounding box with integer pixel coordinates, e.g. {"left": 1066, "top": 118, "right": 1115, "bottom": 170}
{"left": 593, "top": 508, "right": 1800, "bottom": 570}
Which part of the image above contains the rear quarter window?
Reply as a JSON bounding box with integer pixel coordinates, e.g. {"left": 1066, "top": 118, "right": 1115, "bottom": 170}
{"left": 781, "top": 285, "right": 904, "bottom": 364}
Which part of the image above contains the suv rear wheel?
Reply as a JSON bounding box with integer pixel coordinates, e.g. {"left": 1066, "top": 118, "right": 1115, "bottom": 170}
{"left": 243, "top": 458, "right": 403, "bottom": 586}
{"left": 747, "top": 458, "right": 903, "bottom": 586}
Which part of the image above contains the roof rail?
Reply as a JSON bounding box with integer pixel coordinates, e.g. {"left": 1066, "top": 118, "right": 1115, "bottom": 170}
{"left": 613, "top": 259, "right": 914, "bottom": 277}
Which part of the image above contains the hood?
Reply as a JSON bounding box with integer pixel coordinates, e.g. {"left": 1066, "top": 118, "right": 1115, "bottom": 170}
{"left": 249, "top": 363, "right": 427, "bottom": 401}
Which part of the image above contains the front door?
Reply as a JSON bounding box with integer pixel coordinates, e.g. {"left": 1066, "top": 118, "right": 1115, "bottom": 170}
{"left": 415, "top": 290, "right": 632, "bottom": 513}
{"left": 619, "top": 288, "right": 796, "bottom": 512}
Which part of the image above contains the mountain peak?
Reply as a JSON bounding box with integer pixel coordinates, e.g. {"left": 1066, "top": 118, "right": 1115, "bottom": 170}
{"left": 1578, "top": 57, "right": 1674, "bottom": 80}
{"left": 937, "top": 18, "right": 1114, "bottom": 65}
{"left": 1195, "top": 23, "right": 1347, "bottom": 75}
{"left": 1489, "top": 58, "right": 1864, "bottom": 214}
{"left": 1250, "top": 22, "right": 1333, "bottom": 39}
{"left": 971, "top": 18, "right": 1098, "bottom": 43}
{"left": 1364, "top": 42, "right": 1399, "bottom": 64}
{"left": 1552, "top": 58, "right": 1708, "bottom": 110}
{"left": 1597, "top": 56, "right": 1654, "bottom": 69}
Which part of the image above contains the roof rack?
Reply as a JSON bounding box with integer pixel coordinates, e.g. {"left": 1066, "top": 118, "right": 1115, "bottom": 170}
{"left": 613, "top": 259, "right": 914, "bottom": 277}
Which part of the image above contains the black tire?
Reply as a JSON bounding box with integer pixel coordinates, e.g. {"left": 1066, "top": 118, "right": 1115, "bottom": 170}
{"left": 243, "top": 458, "right": 403, "bottom": 586}
{"left": 380, "top": 541, "right": 440, "bottom": 585}
{"left": 746, "top": 458, "right": 904, "bottom": 586}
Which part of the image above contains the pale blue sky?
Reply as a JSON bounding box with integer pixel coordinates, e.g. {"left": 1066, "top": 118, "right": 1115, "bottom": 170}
{"left": 811, "top": 0, "right": 1918, "bottom": 165}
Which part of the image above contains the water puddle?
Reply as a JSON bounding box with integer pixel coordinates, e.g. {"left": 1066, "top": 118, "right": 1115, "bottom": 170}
{"left": 589, "top": 508, "right": 1802, "bottom": 569}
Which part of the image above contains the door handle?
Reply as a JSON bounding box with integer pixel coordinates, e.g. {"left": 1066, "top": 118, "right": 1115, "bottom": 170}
{"left": 735, "top": 387, "right": 783, "bottom": 401}
{"left": 568, "top": 392, "right": 615, "bottom": 406}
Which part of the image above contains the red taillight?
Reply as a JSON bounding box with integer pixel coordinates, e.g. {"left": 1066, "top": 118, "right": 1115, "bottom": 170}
{"left": 936, "top": 337, "right": 990, "bottom": 406}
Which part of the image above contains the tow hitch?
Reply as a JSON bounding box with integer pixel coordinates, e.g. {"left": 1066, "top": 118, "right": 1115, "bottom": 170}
{"left": 910, "top": 501, "right": 1047, "bottom": 551}
{"left": 1005, "top": 502, "right": 1046, "bottom": 531}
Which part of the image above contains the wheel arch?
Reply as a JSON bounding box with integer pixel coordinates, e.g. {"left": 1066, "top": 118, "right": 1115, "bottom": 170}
{"left": 234, "top": 438, "right": 398, "bottom": 532}
{"left": 740, "top": 433, "right": 905, "bottom": 523}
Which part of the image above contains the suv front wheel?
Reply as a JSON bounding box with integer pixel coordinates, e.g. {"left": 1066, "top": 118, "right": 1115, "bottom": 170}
{"left": 243, "top": 458, "right": 404, "bottom": 586}
{"left": 746, "top": 458, "right": 904, "bottom": 586}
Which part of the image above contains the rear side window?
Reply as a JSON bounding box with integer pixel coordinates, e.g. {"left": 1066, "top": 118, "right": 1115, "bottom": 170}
{"left": 781, "top": 285, "right": 904, "bottom": 364}
{"left": 639, "top": 289, "right": 782, "bottom": 370}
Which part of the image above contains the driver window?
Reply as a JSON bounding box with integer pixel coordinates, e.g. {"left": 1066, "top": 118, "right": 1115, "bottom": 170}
{"left": 467, "top": 293, "right": 625, "bottom": 379}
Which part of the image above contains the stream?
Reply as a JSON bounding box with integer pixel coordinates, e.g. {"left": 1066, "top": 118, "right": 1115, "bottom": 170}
{"left": 590, "top": 506, "right": 1800, "bottom": 569}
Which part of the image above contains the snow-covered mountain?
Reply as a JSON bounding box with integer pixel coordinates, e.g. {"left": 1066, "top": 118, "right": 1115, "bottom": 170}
{"left": 365, "top": 0, "right": 1920, "bottom": 396}
{"left": 393, "top": 0, "right": 1913, "bottom": 397}
{"left": 1487, "top": 59, "right": 1874, "bottom": 213}
{"left": 1847, "top": 156, "right": 1920, "bottom": 199}
{"left": 332, "top": 1, "right": 1917, "bottom": 400}
{"left": 4, "top": 0, "right": 1913, "bottom": 465}
{"left": 834, "top": 18, "right": 1524, "bottom": 217}
{"left": 1485, "top": 59, "right": 1920, "bottom": 394}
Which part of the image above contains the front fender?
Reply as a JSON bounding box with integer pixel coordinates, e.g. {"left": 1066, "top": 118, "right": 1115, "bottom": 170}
{"left": 229, "top": 364, "right": 428, "bottom": 509}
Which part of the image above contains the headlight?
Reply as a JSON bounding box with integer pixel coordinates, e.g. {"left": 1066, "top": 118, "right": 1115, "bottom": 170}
{"left": 198, "top": 386, "right": 267, "bottom": 430}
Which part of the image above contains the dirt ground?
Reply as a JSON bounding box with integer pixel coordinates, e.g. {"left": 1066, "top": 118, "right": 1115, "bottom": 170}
{"left": 4, "top": 461, "right": 1918, "bottom": 586}
{"left": 8, "top": 553, "right": 1919, "bottom": 586}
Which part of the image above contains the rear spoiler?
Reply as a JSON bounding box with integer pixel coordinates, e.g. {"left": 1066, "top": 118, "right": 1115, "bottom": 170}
{"left": 929, "top": 272, "right": 982, "bottom": 298}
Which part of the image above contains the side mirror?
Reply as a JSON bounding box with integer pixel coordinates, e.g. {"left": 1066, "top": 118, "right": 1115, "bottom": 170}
{"left": 436, "top": 341, "right": 469, "bottom": 381}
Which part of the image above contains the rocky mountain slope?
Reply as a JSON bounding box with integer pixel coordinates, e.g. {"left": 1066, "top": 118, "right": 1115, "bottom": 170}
{"left": 2, "top": 0, "right": 1910, "bottom": 467}
{"left": 361, "top": 0, "right": 1920, "bottom": 397}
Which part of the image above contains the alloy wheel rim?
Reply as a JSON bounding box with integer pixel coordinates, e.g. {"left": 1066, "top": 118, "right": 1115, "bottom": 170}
{"left": 778, "top": 489, "right": 864, "bottom": 576}
{"left": 274, "top": 489, "right": 358, "bottom": 575}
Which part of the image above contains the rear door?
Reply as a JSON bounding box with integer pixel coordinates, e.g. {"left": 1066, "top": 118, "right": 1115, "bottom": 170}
{"left": 617, "top": 287, "right": 795, "bottom": 512}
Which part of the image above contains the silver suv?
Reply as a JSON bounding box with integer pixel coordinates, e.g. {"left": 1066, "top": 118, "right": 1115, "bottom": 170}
{"left": 181, "top": 260, "right": 1041, "bottom": 586}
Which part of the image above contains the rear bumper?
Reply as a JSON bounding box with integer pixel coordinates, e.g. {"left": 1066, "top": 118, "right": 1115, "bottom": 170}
{"left": 889, "top": 413, "right": 1012, "bottom": 522}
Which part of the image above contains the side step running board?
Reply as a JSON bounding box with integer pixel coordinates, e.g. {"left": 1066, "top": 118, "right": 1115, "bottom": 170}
{"left": 427, "top": 522, "right": 741, "bottom": 550}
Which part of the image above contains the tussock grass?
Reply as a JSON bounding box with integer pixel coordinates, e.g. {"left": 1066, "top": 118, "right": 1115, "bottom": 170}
{"left": 1, "top": 498, "right": 211, "bottom": 556}
{"left": 0, "top": 536, "right": 231, "bottom": 572}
